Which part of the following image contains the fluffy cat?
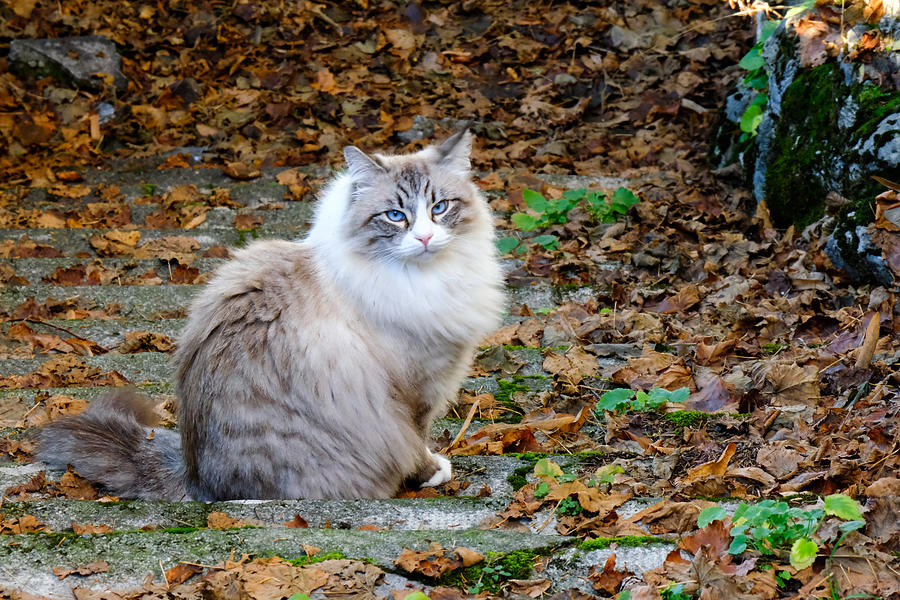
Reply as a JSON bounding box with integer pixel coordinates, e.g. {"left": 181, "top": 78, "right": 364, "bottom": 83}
{"left": 37, "top": 129, "right": 505, "bottom": 500}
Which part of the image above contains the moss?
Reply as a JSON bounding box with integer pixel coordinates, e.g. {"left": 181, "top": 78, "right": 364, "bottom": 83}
{"left": 494, "top": 379, "right": 529, "bottom": 423}
{"left": 663, "top": 411, "right": 750, "bottom": 433}
{"left": 286, "top": 552, "right": 348, "bottom": 566}
{"left": 578, "top": 536, "right": 670, "bottom": 551}
{"left": 438, "top": 548, "right": 549, "bottom": 592}
{"left": 764, "top": 62, "right": 841, "bottom": 228}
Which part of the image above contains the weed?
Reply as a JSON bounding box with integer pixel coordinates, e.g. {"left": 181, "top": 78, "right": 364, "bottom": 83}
{"left": 661, "top": 583, "right": 694, "bottom": 600}
{"left": 140, "top": 183, "right": 157, "bottom": 196}
{"left": 467, "top": 565, "right": 511, "bottom": 594}
{"left": 595, "top": 386, "right": 689, "bottom": 414}
{"left": 497, "top": 187, "right": 639, "bottom": 255}
{"left": 557, "top": 496, "right": 583, "bottom": 516}
{"left": 697, "top": 494, "right": 864, "bottom": 570}
{"left": 734, "top": 1, "right": 815, "bottom": 142}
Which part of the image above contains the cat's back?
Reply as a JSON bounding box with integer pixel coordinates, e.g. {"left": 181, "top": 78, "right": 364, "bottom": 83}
{"left": 175, "top": 239, "right": 326, "bottom": 364}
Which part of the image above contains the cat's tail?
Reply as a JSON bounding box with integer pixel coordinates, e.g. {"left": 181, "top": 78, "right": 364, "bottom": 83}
{"left": 35, "top": 390, "right": 189, "bottom": 500}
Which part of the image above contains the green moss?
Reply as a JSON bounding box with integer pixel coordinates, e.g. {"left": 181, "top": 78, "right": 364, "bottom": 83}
{"left": 578, "top": 536, "right": 670, "bottom": 551}
{"left": 494, "top": 379, "right": 529, "bottom": 423}
{"left": 663, "top": 411, "right": 750, "bottom": 432}
{"left": 438, "top": 548, "right": 548, "bottom": 592}
{"left": 765, "top": 62, "right": 841, "bottom": 228}
{"left": 286, "top": 552, "right": 348, "bottom": 566}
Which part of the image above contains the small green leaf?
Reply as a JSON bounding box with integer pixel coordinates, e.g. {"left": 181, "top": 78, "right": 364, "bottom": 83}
{"left": 533, "top": 458, "right": 564, "bottom": 478}
{"left": 698, "top": 506, "right": 728, "bottom": 528}
{"left": 594, "top": 464, "right": 624, "bottom": 484}
{"left": 740, "top": 103, "right": 764, "bottom": 134}
{"left": 789, "top": 538, "right": 818, "bottom": 570}
{"left": 403, "top": 593, "right": 430, "bottom": 600}
{"left": 839, "top": 519, "right": 866, "bottom": 533}
{"left": 495, "top": 237, "right": 520, "bottom": 255}
{"left": 534, "top": 481, "right": 550, "bottom": 498}
{"left": 729, "top": 534, "right": 748, "bottom": 555}
{"left": 739, "top": 50, "right": 765, "bottom": 70}
{"left": 668, "top": 387, "right": 690, "bottom": 403}
{"left": 287, "top": 594, "right": 312, "bottom": 600}
{"left": 824, "top": 494, "right": 862, "bottom": 521}
{"left": 596, "top": 388, "right": 635, "bottom": 411}
{"left": 616, "top": 591, "right": 631, "bottom": 600}
{"left": 522, "top": 188, "right": 548, "bottom": 212}
{"left": 611, "top": 187, "right": 639, "bottom": 208}
{"left": 532, "top": 234, "right": 559, "bottom": 250}
{"left": 511, "top": 213, "right": 540, "bottom": 231}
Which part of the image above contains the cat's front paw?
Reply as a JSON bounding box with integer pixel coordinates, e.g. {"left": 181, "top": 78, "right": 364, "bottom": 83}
{"left": 420, "top": 451, "right": 452, "bottom": 488}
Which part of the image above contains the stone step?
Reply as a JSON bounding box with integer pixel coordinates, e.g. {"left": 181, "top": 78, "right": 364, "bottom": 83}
{"left": 1, "top": 317, "right": 187, "bottom": 349}
{"left": 1, "top": 282, "right": 600, "bottom": 320}
{"left": 0, "top": 525, "right": 573, "bottom": 598}
{"left": 6, "top": 257, "right": 226, "bottom": 286}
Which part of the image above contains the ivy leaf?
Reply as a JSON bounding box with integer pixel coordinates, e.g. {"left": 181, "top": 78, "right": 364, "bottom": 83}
{"left": 596, "top": 388, "right": 634, "bottom": 411}
{"left": 511, "top": 213, "right": 540, "bottom": 231}
{"left": 522, "top": 188, "right": 547, "bottom": 212}
{"left": 789, "top": 538, "right": 818, "bottom": 570}
{"left": 533, "top": 458, "right": 564, "bottom": 478}
{"left": 824, "top": 494, "right": 862, "bottom": 521}
{"left": 839, "top": 519, "right": 865, "bottom": 533}
{"left": 740, "top": 103, "right": 764, "bottom": 135}
{"left": 698, "top": 506, "right": 728, "bottom": 528}
{"left": 610, "top": 187, "right": 639, "bottom": 211}
{"left": 532, "top": 234, "right": 559, "bottom": 250}
{"left": 495, "top": 237, "right": 520, "bottom": 255}
{"left": 729, "top": 534, "right": 748, "bottom": 555}
{"left": 739, "top": 50, "right": 765, "bottom": 70}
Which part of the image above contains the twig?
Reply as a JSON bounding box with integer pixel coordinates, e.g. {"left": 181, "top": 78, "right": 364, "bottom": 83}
{"left": 443, "top": 396, "right": 481, "bottom": 453}
{"left": 19, "top": 318, "right": 110, "bottom": 353}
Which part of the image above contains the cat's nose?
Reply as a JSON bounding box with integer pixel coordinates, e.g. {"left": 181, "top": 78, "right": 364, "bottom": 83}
{"left": 414, "top": 232, "right": 433, "bottom": 247}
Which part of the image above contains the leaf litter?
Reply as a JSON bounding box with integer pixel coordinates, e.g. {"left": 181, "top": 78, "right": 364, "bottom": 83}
{"left": 0, "top": 0, "right": 898, "bottom": 598}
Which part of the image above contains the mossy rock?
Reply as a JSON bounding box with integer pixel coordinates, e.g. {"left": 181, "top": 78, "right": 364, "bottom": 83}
{"left": 709, "top": 20, "right": 900, "bottom": 234}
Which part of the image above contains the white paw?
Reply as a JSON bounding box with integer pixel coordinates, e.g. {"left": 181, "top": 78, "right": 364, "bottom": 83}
{"left": 420, "top": 451, "right": 452, "bottom": 488}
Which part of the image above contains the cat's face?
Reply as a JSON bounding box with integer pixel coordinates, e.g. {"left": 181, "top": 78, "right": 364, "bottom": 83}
{"left": 341, "top": 131, "right": 484, "bottom": 264}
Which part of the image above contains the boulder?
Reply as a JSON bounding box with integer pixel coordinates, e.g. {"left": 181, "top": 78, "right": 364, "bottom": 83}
{"left": 9, "top": 35, "right": 128, "bottom": 92}
{"left": 710, "top": 6, "right": 900, "bottom": 283}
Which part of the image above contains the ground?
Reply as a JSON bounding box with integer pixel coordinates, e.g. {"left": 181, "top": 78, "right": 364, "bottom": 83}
{"left": 1, "top": 1, "right": 899, "bottom": 599}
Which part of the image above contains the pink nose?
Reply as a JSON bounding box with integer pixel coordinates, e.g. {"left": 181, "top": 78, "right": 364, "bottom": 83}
{"left": 415, "top": 232, "right": 433, "bottom": 247}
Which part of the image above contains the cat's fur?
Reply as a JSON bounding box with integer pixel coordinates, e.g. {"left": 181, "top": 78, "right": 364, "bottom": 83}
{"left": 36, "top": 129, "right": 505, "bottom": 500}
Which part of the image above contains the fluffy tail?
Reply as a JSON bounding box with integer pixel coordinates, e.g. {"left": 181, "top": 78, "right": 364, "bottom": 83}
{"left": 36, "top": 390, "right": 188, "bottom": 500}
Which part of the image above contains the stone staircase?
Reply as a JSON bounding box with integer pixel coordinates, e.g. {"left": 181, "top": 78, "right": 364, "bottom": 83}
{"left": 0, "top": 164, "right": 674, "bottom": 598}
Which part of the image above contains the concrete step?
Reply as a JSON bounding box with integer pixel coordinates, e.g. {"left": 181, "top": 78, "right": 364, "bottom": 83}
{"left": 1, "top": 282, "right": 601, "bottom": 320}
{"left": 0, "top": 525, "right": 574, "bottom": 598}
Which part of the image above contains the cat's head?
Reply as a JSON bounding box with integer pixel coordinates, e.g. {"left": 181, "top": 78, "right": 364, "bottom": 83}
{"left": 338, "top": 128, "right": 489, "bottom": 263}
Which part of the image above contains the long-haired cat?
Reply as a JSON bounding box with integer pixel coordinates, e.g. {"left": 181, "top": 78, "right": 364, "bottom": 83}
{"left": 36, "top": 129, "right": 505, "bottom": 500}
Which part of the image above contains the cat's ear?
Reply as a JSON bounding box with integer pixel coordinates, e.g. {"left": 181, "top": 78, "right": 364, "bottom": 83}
{"left": 344, "top": 146, "right": 385, "bottom": 184}
{"left": 436, "top": 127, "right": 473, "bottom": 173}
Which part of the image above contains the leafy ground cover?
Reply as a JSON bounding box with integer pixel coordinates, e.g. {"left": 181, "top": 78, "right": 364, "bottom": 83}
{"left": 1, "top": 0, "right": 899, "bottom": 599}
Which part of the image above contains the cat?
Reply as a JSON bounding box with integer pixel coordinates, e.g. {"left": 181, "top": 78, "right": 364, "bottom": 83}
{"left": 36, "top": 128, "right": 505, "bottom": 500}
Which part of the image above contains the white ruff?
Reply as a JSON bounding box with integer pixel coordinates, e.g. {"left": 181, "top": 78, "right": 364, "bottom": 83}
{"left": 305, "top": 173, "right": 505, "bottom": 345}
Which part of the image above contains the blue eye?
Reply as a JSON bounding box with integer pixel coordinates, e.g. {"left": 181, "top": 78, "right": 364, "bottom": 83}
{"left": 386, "top": 210, "right": 406, "bottom": 222}
{"left": 432, "top": 200, "right": 448, "bottom": 215}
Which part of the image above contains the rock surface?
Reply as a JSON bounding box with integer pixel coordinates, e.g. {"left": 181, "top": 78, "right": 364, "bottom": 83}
{"left": 9, "top": 36, "right": 128, "bottom": 91}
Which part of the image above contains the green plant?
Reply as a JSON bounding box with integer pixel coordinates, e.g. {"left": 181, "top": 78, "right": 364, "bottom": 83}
{"left": 140, "top": 183, "right": 157, "bottom": 196}
{"left": 697, "top": 494, "right": 864, "bottom": 570}
{"left": 287, "top": 594, "right": 312, "bottom": 600}
{"left": 496, "top": 187, "right": 639, "bottom": 254}
{"left": 589, "top": 463, "right": 624, "bottom": 487}
{"left": 661, "top": 583, "right": 694, "bottom": 600}
{"left": 595, "top": 387, "right": 689, "bottom": 414}
{"left": 735, "top": 0, "right": 815, "bottom": 142}
{"left": 557, "top": 496, "right": 583, "bottom": 516}
{"left": 467, "top": 564, "right": 511, "bottom": 594}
